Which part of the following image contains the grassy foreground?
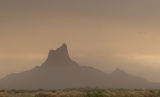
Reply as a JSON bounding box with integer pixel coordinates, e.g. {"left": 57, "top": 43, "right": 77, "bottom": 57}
{"left": 0, "top": 88, "right": 160, "bottom": 97}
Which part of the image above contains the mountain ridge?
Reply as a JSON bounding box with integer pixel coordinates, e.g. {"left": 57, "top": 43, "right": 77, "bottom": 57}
{"left": 0, "top": 43, "right": 159, "bottom": 89}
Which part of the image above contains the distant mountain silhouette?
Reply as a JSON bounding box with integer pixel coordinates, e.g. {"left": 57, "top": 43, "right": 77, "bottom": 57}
{"left": 107, "top": 68, "right": 159, "bottom": 89}
{"left": 0, "top": 44, "right": 159, "bottom": 89}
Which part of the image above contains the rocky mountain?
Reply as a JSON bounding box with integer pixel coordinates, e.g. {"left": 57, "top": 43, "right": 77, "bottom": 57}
{"left": 0, "top": 43, "right": 159, "bottom": 89}
{"left": 107, "top": 68, "right": 159, "bottom": 89}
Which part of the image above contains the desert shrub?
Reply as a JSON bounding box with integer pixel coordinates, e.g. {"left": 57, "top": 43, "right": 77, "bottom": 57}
{"left": 58, "top": 92, "right": 70, "bottom": 97}
{"left": 55, "top": 91, "right": 63, "bottom": 94}
{"left": 4, "top": 88, "right": 160, "bottom": 97}
{"left": 84, "top": 91, "right": 105, "bottom": 97}
{"left": 35, "top": 92, "right": 47, "bottom": 97}
{"left": 65, "top": 92, "right": 75, "bottom": 97}
{"left": 46, "top": 93, "right": 57, "bottom": 97}
{"left": 157, "top": 90, "right": 160, "bottom": 96}
{"left": 69, "top": 90, "right": 83, "bottom": 97}
{"left": 0, "top": 90, "right": 5, "bottom": 92}
{"left": 82, "top": 88, "right": 106, "bottom": 97}
{"left": 35, "top": 92, "right": 57, "bottom": 97}
{"left": 0, "top": 92, "right": 9, "bottom": 97}
{"left": 10, "top": 89, "right": 19, "bottom": 94}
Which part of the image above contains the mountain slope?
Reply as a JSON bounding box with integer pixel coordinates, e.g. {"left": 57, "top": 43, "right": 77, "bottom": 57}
{"left": 108, "top": 68, "right": 159, "bottom": 89}
{"left": 0, "top": 43, "right": 159, "bottom": 89}
{"left": 0, "top": 44, "right": 108, "bottom": 89}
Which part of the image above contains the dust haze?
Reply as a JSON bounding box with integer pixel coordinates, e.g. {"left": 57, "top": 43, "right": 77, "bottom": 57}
{"left": 1, "top": 0, "right": 160, "bottom": 82}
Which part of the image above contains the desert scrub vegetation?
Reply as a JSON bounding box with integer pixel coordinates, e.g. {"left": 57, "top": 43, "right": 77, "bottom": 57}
{"left": 35, "top": 90, "right": 83, "bottom": 97}
{"left": 1, "top": 88, "right": 160, "bottom": 97}
{"left": 0, "top": 92, "right": 10, "bottom": 97}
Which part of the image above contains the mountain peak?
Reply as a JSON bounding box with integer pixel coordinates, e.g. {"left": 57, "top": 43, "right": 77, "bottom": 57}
{"left": 60, "top": 43, "right": 67, "bottom": 48}
{"left": 55, "top": 43, "right": 68, "bottom": 54}
{"left": 110, "top": 68, "right": 128, "bottom": 76}
{"left": 115, "top": 67, "right": 123, "bottom": 72}
{"left": 43, "top": 43, "right": 72, "bottom": 66}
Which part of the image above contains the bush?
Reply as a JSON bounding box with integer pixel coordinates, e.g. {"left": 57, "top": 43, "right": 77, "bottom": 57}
{"left": 35, "top": 92, "right": 57, "bottom": 97}
{"left": 82, "top": 88, "right": 106, "bottom": 97}
{"left": 58, "top": 93, "right": 70, "bottom": 97}
{"left": 0, "top": 92, "right": 9, "bottom": 97}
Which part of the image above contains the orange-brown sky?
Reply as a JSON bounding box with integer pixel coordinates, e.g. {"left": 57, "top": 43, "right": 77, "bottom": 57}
{"left": 1, "top": 0, "right": 160, "bottom": 82}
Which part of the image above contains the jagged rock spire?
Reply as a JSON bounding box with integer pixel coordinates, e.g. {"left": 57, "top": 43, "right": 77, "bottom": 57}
{"left": 48, "top": 43, "right": 69, "bottom": 58}
{"left": 43, "top": 43, "right": 72, "bottom": 66}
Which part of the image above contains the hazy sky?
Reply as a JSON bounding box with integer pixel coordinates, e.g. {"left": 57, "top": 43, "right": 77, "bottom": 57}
{"left": 1, "top": 0, "right": 160, "bottom": 82}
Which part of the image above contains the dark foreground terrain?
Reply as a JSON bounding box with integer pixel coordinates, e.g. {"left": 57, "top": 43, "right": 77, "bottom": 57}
{"left": 0, "top": 88, "right": 160, "bottom": 97}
